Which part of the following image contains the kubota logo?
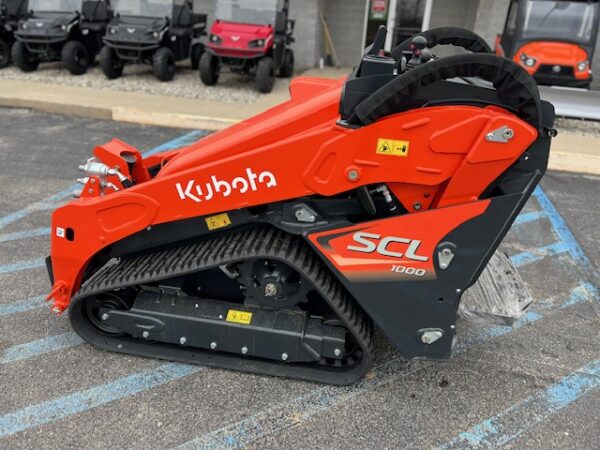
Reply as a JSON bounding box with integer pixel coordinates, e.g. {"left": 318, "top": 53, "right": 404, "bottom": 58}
{"left": 176, "top": 168, "right": 277, "bottom": 203}
{"left": 347, "top": 232, "right": 429, "bottom": 261}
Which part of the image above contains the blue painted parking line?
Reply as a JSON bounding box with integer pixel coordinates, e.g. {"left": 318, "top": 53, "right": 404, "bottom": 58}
{"left": 510, "top": 241, "right": 571, "bottom": 267}
{"left": 0, "top": 296, "right": 45, "bottom": 317}
{"left": 0, "top": 130, "right": 207, "bottom": 233}
{"left": 0, "top": 228, "right": 51, "bottom": 243}
{"left": 0, "top": 187, "right": 76, "bottom": 231}
{"left": 0, "top": 363, "right": 204, "bottom": 439}
{"left": 533, "top": 187, "right": 592, "bottom": 269}
{"left": 0, "top": 258, "right": 46, "bottom": 275}
{"left": 1, "top": 333, "right": 83, "bottom": 365}
{"left": 513, "top": 210, "right": 547, "bottom": 226}
{"left": 438, "top": 359, "right": 600, "bottom": 450}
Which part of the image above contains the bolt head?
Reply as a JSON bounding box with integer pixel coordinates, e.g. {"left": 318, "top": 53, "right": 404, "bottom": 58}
{"left": 281, "top": 352, "right": 288, "bottom": 361}
{"left": 346, "top": 169, "right": 359, "bottom": 182}
{"left": 456, "top": 288, "right": 461, "bottom": 294}
{"left": 101, "top": 313, "right": 109, "bottom": 321}
{"left": 142, "top": 331, "right": 150, "bottom": 338}
{"left": 210, "top": 341, "right": 217, "bottom": 350}
{"left": 51, "top": 306, "right": 62, "bottom": 314}
{"left": 441, "top": 248, "right": 452, "bottom": 256}
{"left": 503, "top": 128, "right": 514, "bottom": 139}
{"left": 241, "top": 346, "right": 248, "bottom": 355}
{"left": 264, "top": 283, "right": 278, "bottom": 297}
{"left": 413, "top": 202, "right": 422, "bottom": 211}
{"left": 180, "top": 337, "right": 187, "bottom": 345}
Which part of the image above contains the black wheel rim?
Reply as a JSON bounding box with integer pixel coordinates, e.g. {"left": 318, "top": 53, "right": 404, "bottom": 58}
{"left": 82, "top": 293, "right": 130, "bottom": 336}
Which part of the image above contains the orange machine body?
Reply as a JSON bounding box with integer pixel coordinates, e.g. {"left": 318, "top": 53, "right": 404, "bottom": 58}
{"left": 47, "top": 76, "right": 538, "bottom": 312}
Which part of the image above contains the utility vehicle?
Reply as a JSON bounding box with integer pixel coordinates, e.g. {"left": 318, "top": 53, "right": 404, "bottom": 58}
{"left": 0, "top": 0, "right": 28, "bottom": 68}
{"left": 12, "top": 0, "right": 111, "bottom": 74}
{"left": 200, "top": 0, "right": 295, "bottom": 93}
{"left": 495, "top": 0, "right": 599, "bottom": 88}
{"left": 100, "top": 0, "right": 206, "bottom": 81}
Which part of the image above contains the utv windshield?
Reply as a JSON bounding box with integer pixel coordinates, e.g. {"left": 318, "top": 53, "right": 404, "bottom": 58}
{"left": 215, "top": 0, "right": 279, "bottom": 26}
{"left": 113, "top": 0, "right": 171, "bottom": 18}
{"left": 28, "top": 0, "right": 81, "bottom": 12}
{"left": 522, "top": 0, "right": 599, "bottom": 44}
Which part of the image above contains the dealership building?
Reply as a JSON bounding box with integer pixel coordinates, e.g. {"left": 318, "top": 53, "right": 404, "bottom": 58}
{"left": 201, "top": 0, "right": 599, "bottom": 89}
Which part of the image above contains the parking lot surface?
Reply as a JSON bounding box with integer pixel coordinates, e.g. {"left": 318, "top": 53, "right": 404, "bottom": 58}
{"left": 0, "top": 108, "right": 598, "bottom": 449}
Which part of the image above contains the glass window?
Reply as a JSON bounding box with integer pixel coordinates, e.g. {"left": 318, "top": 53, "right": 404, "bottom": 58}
{"left": 29, "top": 0, "right": 81, "bottom": 12}
{"left": 523, "top": 0, "right": 598, "bottom": 44}
{"left": 215, "top": 0, "right": 280, "bottom": 26}
{"left": 113, "top": 0, "right": 172, "bottom": 18}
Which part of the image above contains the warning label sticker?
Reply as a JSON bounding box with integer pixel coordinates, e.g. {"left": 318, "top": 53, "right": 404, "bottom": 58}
{"left": 226, "top": 309, "right": 253, "bottom": 325}
{"left": 376, "top": 138, "right": 409, "bottom": 157}
{"left": 205, "top": 213, "right": 232, "bottom": 231}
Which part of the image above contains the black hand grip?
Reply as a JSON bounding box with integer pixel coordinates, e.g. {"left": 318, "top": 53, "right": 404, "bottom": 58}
{"left": 391, "top": 27, "right": 492, "bottom": 60}
{"left": 348, "top": 53, "right": 542, "bottom": 131}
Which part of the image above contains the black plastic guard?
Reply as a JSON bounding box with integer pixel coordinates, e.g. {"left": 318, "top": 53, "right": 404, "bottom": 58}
{"left": 307, "top": 175, "right": 541, "bottom": 360}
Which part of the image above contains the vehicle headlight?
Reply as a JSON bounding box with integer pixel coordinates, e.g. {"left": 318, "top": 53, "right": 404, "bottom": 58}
{"left": 210, "top": 34, "right": 222, "bottom": 44}
{"left": 249, "top": 39, "right": 265, "bottom": 48}
{"left": 577, "top": 61, "right": 589, "bottom": 72}
{"left": 21, "top": 22, "right": 27, "bottom": 29}
{"left": 520, "top": 53, "right": 536, "bottom": 67}
{"left": 109, "top": 26, "right": 117, "bottom": 34}
{"left": 152, "top": 31, "right": 159, "bottom": 38}
{"left": 61, "top": 24, "right": 67, "bottom": 31}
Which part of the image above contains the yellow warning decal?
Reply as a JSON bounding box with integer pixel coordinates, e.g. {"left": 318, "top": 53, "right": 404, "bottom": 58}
{"left": 376, "top": 138, "right": 410, "bottom": 157}
{"left": 226, "top": 309, "right": 253, "bottom": 325}
{"left": 205, "top": 213, "right": 232, "bottom": 231}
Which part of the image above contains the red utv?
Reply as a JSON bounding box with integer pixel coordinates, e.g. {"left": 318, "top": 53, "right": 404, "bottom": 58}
{"left": 199, "top": 0, "right": 294, "bottom": 93}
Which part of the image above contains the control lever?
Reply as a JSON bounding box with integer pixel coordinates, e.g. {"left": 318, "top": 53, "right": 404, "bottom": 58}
{"left": 366, "top": 25, "right": 387, "bottom": 56}
{"left": 404, "top": 36, "right": 431, "bottom": 70}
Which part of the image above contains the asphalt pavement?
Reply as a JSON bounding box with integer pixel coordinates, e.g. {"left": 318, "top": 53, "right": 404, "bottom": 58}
{"left": 0, "top": 108, "right": 598, "bottom": 449}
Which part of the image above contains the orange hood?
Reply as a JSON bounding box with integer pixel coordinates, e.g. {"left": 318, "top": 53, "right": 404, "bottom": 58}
{"left": 517, "top": 41, "right": 588, "bottom": 65}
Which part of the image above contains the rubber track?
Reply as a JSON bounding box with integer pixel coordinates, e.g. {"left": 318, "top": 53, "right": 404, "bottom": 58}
{"left": 72, "top": 227, "right": 375, "bottom": 384}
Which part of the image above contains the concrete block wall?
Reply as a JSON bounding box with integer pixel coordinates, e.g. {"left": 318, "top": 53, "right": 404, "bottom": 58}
{"left": 473, "top": 0, "right": 510, "bottom": 47}
{"left": 322, "top": 0, "right": 366, "bottom": 67}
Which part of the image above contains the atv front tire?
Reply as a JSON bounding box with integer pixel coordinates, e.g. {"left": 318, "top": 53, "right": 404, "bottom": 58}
{"left": 11, "top": 40, "right": 39, "bottom": 72}
{"left": 190, "top": 43, "right": 204, "bottom": 70}
{"left": 0, "top": 39, "right": 10, "bottom": 69}
{"left": 255, "top": 56, "right": 275, "bottom": 93}
{"left": 153, "top": 47, "right": 176, "bottom": 82}
{"left": 278, "top": 49, "right": 294, "bottom": 78}
{"left": 199, "top": 52, "right": 220, "bottom": 86}
{"left": 62, "top": 40, "right": 90, "bottom": 75}
{"left": 99, "top": 46, "right": 124, "bottom": 79}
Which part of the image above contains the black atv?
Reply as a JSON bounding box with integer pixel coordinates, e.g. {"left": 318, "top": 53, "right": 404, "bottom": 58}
{"left": 12, "top": 0, "right": 111, "bottom": 74}
{"left": 100, "top": 0, "right": 206, "bottom": 82}
{"left": 0, "top": 0, "right": 28, "bottom": 68}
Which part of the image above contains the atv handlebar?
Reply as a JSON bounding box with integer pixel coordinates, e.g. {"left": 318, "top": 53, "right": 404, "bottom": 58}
{"left": 391, "top": 27, "right": 492, "bottom": 60}
{"left": 348, "top": 52, "right": 542, "bottom": 131}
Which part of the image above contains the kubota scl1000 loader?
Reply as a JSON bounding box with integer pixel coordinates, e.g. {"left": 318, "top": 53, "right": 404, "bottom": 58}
{"left": 46, "top": 27, "right": 556, "bottom": 385}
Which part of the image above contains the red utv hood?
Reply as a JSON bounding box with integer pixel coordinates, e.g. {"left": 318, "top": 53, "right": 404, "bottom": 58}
{"left": 210, "top": 20, "right": 273, "bottom": 50}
